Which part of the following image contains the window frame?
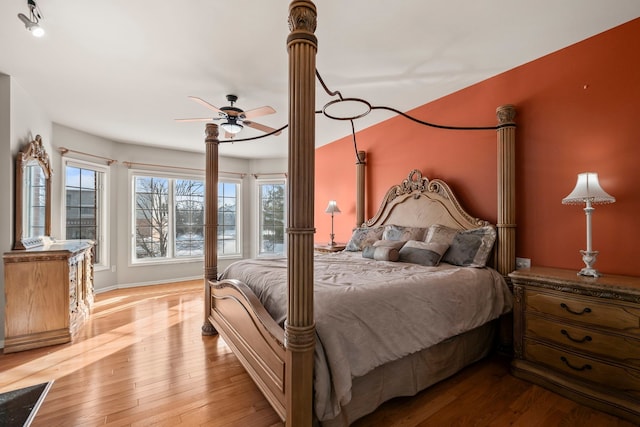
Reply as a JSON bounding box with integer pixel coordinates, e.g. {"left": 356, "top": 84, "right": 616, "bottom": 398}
{"left": 128, "top": 169, "right": 242, "bottom": 265}
{"left": 174, "top": 177, "right": 206, "bottom": 259}
{"left": 255, "top": 178, "right": 287, "bottom": 258}
{"left": 132, "top": 174, "right": 171, "bottom": 262}
{"left": 216, "top": 176, "right": 243, "bottom": 259}
{"left": 62, "top": 158, "right": 110, "bottom": 270}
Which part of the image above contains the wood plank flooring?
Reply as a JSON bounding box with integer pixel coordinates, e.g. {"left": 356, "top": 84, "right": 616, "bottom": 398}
{"left": 0, "top": 280, "right": 634, "bottom": 426}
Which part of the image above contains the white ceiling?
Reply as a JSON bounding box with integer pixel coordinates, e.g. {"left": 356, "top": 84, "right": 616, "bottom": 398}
{"left": 2, "top": 1, "right": 639, "bottom": 159}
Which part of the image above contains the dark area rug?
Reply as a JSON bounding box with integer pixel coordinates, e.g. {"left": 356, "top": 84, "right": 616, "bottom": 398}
{"left": 0, "top": 381, "right": 53, "bottom": 427}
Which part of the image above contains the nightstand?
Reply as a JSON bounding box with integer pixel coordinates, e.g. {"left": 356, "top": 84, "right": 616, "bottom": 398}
{"left": 314, "top": 243, "right": 345, "bottom": 253}
{"left": 509, "top": 267, "right": 640, "bottom": 424}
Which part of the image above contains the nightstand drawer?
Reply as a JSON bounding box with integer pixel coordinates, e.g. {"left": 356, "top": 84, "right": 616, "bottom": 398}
{"left": 525, "top": 314, "right": 640, "bottom": 368}
{"left": 525, "top": 289, "right": 640, "bottom": 332}
{"left": 525, "top": 340, "right": 640, "bottom": 399}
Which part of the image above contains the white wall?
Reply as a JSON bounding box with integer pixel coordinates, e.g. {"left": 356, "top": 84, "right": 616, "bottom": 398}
{"left": 0, "top": 75, "right": 11, "bottom": 252}
{"left": 0, "top": 75, "right": 52, "bottom": 347}
{"left": 0, "top": 74, "right": 10, "bottom": 350}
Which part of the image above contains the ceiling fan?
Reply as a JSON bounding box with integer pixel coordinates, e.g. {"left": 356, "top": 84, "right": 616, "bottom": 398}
{"left": 176, "top": 94, "right": 281, "bottom": 139}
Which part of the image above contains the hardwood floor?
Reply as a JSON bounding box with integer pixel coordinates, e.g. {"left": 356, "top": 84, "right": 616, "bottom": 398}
{"left": 0, "top": 280, "right": 634, "bottom": 427}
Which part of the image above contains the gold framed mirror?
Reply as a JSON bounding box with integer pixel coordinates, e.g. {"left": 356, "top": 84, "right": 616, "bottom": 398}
{"left": 14, "top": 135, "right": 52, "bottom": 250}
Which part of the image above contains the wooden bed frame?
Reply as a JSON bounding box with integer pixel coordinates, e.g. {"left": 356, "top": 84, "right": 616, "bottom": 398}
{"left": 201, "top": 2, "right": 517, "bottom": 426}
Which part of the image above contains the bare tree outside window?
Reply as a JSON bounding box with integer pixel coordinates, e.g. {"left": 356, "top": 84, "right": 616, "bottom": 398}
{"left": 133, "top": 175, "right": 238, "bottom": 261}
{"left": 175, "top": 179, "right": 204, "bottom": 257}
{"left": 135, "top": 177, "right": 169, "bottom": 258}
{"left": 259, "top": 182, "right": 285, "bottom": 256}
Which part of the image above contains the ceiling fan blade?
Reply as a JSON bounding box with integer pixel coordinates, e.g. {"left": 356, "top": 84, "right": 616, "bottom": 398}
{"left": 188, "top": 96, "right": 225, "bottom": 115}
{"left": 175, "top": 118, "right": 214, "bottom": 122}
{"left": 241, "top": 106, "right": 276, "bottom": 120}
{"left": 244, "top": 120, "right": 281, "bottom": 135}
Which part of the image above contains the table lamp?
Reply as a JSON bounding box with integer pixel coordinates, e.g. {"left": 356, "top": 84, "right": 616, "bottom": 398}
{"left": 562, "top": 172, "right": 615, "bottom": 277}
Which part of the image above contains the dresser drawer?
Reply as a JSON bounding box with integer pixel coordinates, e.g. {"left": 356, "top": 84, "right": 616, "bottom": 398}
{"left": 525, "top": 340, "right": 640, "bottom": 399}
{"left": 525, "top": 289, "right": 640, "bottom": 333}
{"left": 525, "top": 314, "right": 640, "bottom": 368}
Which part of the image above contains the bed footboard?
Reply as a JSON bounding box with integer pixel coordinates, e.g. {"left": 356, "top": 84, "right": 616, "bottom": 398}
{"left": 208, "top": 279, "right": 287, "bottom": 421}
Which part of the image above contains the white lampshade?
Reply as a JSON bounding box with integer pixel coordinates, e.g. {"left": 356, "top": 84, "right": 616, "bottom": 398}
{"left": 220, "top": 121, "right": 243, "bottom": 134}
{"left": 325, "top": 200, "right": 341, "bottom": 214}
{"left": 562, "top": 172, "right": 615, "bottom": 205}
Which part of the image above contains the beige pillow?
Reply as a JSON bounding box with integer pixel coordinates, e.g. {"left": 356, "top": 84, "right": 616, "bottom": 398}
{"left": 424, "top": 224, "right": 459, "bottom": 246}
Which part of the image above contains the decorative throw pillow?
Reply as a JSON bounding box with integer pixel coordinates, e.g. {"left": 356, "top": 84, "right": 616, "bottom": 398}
{"left": 382, "top": 224, "right": 426, "bottom": 242}
{"left": 374, "top": 239, "right": 407, "bottom": 250}
{"left": 362, "top": 239, "right": 406, "bottom": 259}
{"left": 362, "top": 245, "right": 400, "bottom": 262}
{"left": 398, "top": 240, "right": 449, "bottom": 266}
{"left": 424, "top": 224, "right": 459, "bottom": 246}
{"left": 441, "top": 226, "right": 497, "bottom": 268}
{"left": 345, "top": 226, "right": 384, "bottom": 251}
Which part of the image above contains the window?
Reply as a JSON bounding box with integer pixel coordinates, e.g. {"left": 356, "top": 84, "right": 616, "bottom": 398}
{"left": 132, "top": 172, "right": 240, "bottom": 262}
{"left": 65, "top": 161, "right": 108, "bottom": 266}
{"left": 134, "top": 176, "right": 170, "bottom": 259}
{"left": 257, "top": 180, "right": 286, "bottom": 256}
{"left": 218, "top": 181, "right": 240, "bottom": 256}
{"left": 175, "top": 179, "right": 205, "bottom": 257}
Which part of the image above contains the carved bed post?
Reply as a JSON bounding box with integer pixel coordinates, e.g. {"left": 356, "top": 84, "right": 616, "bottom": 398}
{"left": 202, "top": 123, "right": 219, "bottom": 336}
{"left": 356, "top": 150, "right": 367, "bottom": 227}
{"left": 286, "top": 1, "right": 317, "bottom": 426}
{"left": 496, "top": 104, "right": 516, "bottom": 277}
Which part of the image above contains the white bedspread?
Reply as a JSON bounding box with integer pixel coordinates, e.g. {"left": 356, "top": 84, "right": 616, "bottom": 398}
{"left": 220, "top": 251, "right": 513, "bottom": 421}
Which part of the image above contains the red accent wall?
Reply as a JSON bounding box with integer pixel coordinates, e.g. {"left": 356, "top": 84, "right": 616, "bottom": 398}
{"left": 315, "top": 18, "right": 640, "bottom": 277}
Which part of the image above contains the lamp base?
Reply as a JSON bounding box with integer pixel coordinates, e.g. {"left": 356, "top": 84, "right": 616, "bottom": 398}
{"left": 578, "top": 250, "right": 600, "bottom": 277}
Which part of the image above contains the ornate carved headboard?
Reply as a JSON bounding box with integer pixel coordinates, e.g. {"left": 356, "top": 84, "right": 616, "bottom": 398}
{"left": 364, "top": 169, "right": 491, "bottom": 231}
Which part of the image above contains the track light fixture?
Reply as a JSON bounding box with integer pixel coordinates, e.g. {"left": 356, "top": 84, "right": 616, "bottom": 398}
{"left": 18, "top": 0, "right": 44, "bottom": 38}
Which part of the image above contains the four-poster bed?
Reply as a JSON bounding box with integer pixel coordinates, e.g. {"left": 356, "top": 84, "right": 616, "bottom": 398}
{"left": 201, "top": 2, "right": 517, "bottom": 426}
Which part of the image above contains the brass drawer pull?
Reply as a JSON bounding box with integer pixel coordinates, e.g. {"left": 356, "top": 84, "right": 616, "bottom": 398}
{"left": 560, "top": 356, "right": 592, "bottom": 372}
{"left": 561, "top": 329, "right": 592, "bottom": 343}
{"left": 560, "top": 303, "right": 591, "bottom": 316}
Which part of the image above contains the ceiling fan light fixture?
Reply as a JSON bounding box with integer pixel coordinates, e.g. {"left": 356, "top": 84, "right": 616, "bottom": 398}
{"left": 221, "top": 121, "right": 243, "bottom": 134}
{"left": 179, "top": 95, "right": 279, "bottom": 139}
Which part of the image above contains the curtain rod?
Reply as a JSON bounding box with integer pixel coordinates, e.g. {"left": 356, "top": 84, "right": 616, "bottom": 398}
{"left": 58, "top": 147, "right": 117, "bottom": 165}
{"left": 122, "top": 161, "right": 246, "bottom": 178}
{"left": 253, "top": 172, "right": 288, "bottom": 179}
{"left": 58, "top": 150, "right": 275, "bottom": 179}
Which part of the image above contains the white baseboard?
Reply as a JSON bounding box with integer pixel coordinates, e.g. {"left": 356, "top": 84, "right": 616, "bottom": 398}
{"left": 95, "top": 275, "right": 203, "bottom": 294}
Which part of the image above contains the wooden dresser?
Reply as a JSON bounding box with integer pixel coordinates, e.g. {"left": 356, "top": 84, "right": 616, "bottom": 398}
{"left": 3, "top": 240, "right": 94, "bottom": 353}
{"left": 510, "top": 267, "right": 640, "bottom": 423}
